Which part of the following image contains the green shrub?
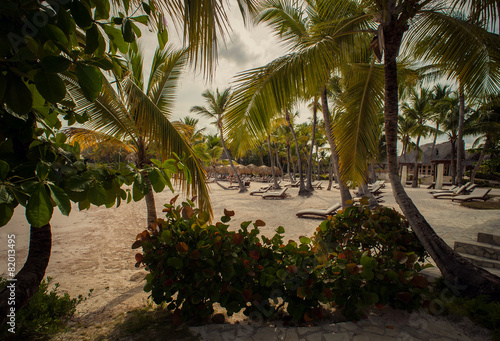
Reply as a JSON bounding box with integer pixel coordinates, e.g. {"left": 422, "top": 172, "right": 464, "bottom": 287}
{"left": 0, "top": 277, "right": 91, "bottom": 340}
{"left": 135, "top": 197, "right": 431, "bottom": 323}
{"left": 312, "top": 205, "right": 430, "bottom": 319}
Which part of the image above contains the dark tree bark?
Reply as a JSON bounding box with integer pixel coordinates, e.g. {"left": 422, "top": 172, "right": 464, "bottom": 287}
{"left": 327, "top": 155, "right": 334, "bottom": 190}
{"left": 412, "top": 135, "right": 421, "bottom": 188}
{"left": 457, "top": 85, "right": 466, "bottom": 186}
{"left": 383, "top": 20, "right": 500, "bottom": 300}
{"left": 450, "top": 139, "right": 457, "bottom": 185}
{"left": 306, "top": 102, "right": 318, "bottom": 192}
{"left": 0, "top": 224, "right": 52, "bottom": 326}
{"left": 220, "top": 126, "right": 246, "bottom": 193}
{"left": 267, "top": 135, "right": 281, "bottom": 189}
{"left": 286, "top": 139, "right": 294, "bottom": 183}
{"left": 320, "top": 87, "right": 352, "bottom": 206}
{"left": 285, "top": 109, "right": 308, "bottom": 196}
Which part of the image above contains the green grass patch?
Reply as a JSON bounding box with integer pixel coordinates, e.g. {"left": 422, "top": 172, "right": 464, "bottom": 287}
{"left": 460, "top": 201, "right": 500, "bottom": 209}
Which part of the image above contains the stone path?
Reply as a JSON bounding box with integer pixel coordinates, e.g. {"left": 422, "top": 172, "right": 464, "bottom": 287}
{"left": 190, "top": 307, "right": 491, "bottom": 341}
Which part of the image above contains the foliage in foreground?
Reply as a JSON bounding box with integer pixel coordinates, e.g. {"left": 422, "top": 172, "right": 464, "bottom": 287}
{"left": 0, "top": 277, "right": 91, "bottom": 340}
{"left": 134, "top": 198, "right": 431, "bottom": 322}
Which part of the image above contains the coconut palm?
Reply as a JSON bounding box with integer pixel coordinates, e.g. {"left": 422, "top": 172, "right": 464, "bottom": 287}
{"left": 229, "top": 0, "right": 500, "bottom": 296}
{"left": 466, "top": 97, "right": 500, "bottom": 184}
{"left": 428, "top": 84, "right": 452, "bottom": 163}
{"left": 65, "top": 45, "right": 211, "bottom": 225}
{"left": 401, "top": 86, "right": 434, "bottom": 187}
{"left": 191, "top": 88, "right": 247, "bottom": 193}
{"left": 179, "top": 116, "right": 206, "bottom": 145}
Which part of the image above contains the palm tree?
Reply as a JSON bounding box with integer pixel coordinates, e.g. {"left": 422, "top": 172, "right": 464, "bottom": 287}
{"left": 193, "top": 134, "right": 224, "bottom": 184}
{"left": 401, "top": 86, "right": 433, "bottom": 187}
{"left": 230, "top": 0, "right": 500, "bottom": 296}
{"left": 466, "top": 97, "right": 500, "bottom": 184}
{"left": 179, "top": 116, "right": 206, "bottom": 145}
{"left": 191, "top": 88, "right": 247, "bottom": 193}
{"left": 65, "top": 45, "right": 211, "bottom": 225}
{"left": 428, "top": 84, "right": 451, "bottom": 163}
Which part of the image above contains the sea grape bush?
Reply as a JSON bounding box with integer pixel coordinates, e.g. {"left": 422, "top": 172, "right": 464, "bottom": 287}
{"left": 134, "top": 198, "right": 432, "bottom": 322}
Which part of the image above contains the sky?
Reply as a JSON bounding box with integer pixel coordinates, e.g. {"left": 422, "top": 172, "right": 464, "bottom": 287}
{"left": 139, "top": 5, "right": 289, "bottom": 134}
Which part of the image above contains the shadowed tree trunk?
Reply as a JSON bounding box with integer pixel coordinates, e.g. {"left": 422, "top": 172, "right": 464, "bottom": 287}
{"left": 383, "top": 21, "right": 500, "bottom": 299}
{"left": 306, "top": 103, "right": 318, "bottom": 191}
{"left": 320, "top": 87, "right": 352, "bottom": 206}
{"left": 457, "top": 85, "right": 465, "bottom": 186}
{"left": 286, "top": 139, "right": 294, "bottom": 183}
{"left": 0, "top": 224, "right": 52, "bottom": 325}
{"left": 267, "top": 135, "right": 281, "bottom": 189}
{"left": 412, "top": 135, "right": 421, "bottom": 187}
{"left": 285, "top": 109, "right": 308, "bottom": 195}
{"left": 275, "top": 143, "right": 284, "bottom": 178}
{"left": 137, "top": 138, "right": 157, "bottom": 225}
{"left": 450, "top": 138, "right": 457, "bottom": 185}
{"left": 470, "top": 135, "right": 490, "bottom": 184}
{"left": 220, "top": 126, "right": 247, "bottom": 193}
{"left": 327, "top": 154, "right": 334, "bottom": 190}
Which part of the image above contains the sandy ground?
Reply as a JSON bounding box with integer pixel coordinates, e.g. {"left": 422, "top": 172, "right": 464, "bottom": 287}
{"left": 1, "top": 180, "right": 499, "bottom": 330}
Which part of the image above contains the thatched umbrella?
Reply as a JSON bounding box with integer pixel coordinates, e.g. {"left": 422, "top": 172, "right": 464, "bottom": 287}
{"left": 235, "top": 164, "right": 250, "bottom": 174}
{"left": 257, "top": 165, "right": 271, "bottom": 175}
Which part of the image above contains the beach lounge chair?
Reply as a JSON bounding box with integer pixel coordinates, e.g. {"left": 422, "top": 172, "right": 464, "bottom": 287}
{"left": 311, "top": 182, "right": 323, "bottom": 189}
{"left": 285, "top": 181, "right": 300, "bottom": 187}
{"left": 452, "top": 188, "right": 491, "bottom": 202}
{"left": 296, "top": 203, "right": 341, "bottom": 219}
{"left": 250, "top": 185, "right": 271, "bottom": 196}
{"left": 428, "top": 185, "right": 458, "bottom": 194}
{"left": 432, "top": 183, "right": 469, "bottom": 199}
{"left": 262, "top": 187, "right": 289, "bottom": 200}
{"left": 369, "top": 184, "right": 383, "bottom": 196}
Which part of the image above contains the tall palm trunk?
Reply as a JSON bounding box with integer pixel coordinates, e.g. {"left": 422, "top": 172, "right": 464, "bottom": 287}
{"left": 220, "top": 126, "right": 246, "bottom": 193}
{"left": 285, "top": 110, "right": 308, "bottom": 195}
{"left": 306, "top": 104, "right": 318, "bottom": 191}
{"left": 320, "top": 87, "right": 352, "bottom": 206}
{"left": 275, "top": 143, "right": 283, "bottom": 177}
{"left": 383, "top": 23, "right": 500, "bottom": 299}
{"left": 0, "top": 224, "right": 52, "bottom": 325}
{"left": 470, "top": 134, "right": 490, "bottom": 184}
{"left": 430, "top": 122, "right": 439, "bottom": 164}
{"left": 267, "top": 135, "right": 281, "bottom": 189}
{"left": 412, "top": 135, "right": 421, "bottom": 187}
{"left": 137, "top": 138, "right": 157, "bottom": 225}
{"left": 316, "top": 145, "right": 320, "bottom": 181}
{"left": 450, "top": 138, "right": 457, "bottom": 184}
{"left": 457, "top": 85, "right": 466, "bottom": 185}
{"left": 286, "top": 140, "right": 294, "bottom": 183}
{"left": 327, "top": 154, "right": 334, "bottom": 190}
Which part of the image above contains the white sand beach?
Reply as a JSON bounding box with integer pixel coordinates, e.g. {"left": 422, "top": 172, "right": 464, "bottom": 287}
{"left": 1, "top": 181, "right": 499, "bottom": 340}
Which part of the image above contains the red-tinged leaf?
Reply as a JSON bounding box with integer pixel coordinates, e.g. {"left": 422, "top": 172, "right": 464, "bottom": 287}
{"left": 182, "top": 205, "right": 194, "bottom": 219}
{"left": 243, "top": 259, "right": 250, "bottom": 268}
{"left": 303, "top": 312, "right": 313, "bottom": 322}
{"left": 411, "top": 275, "right": 429, "bottom": 289}
{"left": 135, "top": 253, "right": 144, "bottom": 263}
{"left": 255, "top": 219, "right": 266, "bottom": 227}
{"left": 396, "top": 292, "right": 412, "bottom": 304}
{"left": 175, "top": 242, "right": 189, "bottom": 253}
{"left": 297, "top": 286, "right": 306, "bottom": 299}
{"left": 286, "top": 265, "right": 298, "bottom": 274}
{"left": 131, "top": 240, "right": 142, "bottom": 249}
{"left": 224, "top": 208, "right": 235, "bottom": 217}
{"left": 162, "top": 207, "right": 171, "bottom": 212}
{"left": 243, "top": 288, "right": 252, "bottom": 301}
{"left": 190, "top": 249, "right": 201, "bottom": 260}
{"left": 249, "top": 250, "right": 260, "bottom": 261}
{"left": 323, "top": 288, "right": 333, "bottom": 299}
{"left": 375, "top": 303, "right": 384, "bottom": 310}
{"left": 338, "top": 253, "right": 346, "bottom": 259}
{"left": 232, "top": 233, "right": 244, "bottom": 245}
{"left": 170, "top": 194, "right": 179, "bottom": 205}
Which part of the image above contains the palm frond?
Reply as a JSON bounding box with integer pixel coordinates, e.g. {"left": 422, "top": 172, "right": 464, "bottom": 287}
{"left": 333, "top": 60, "right": 384, "bottom": 184}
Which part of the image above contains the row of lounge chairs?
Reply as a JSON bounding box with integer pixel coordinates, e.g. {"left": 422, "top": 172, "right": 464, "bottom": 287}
{"left": 430, "top": 182, "right": 491, "bottom": 202}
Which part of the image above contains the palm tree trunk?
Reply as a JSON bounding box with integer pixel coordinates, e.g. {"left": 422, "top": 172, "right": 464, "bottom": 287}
{"left": 286, "top": 140, "right": 294, "bottom": 183}
{"left": 267, "top": 135, "right": 280, "bottom": 189}
{"left": 307, "top": 104, "right": 317, "bottom": 191}
{"left": 285, "top": 110, "right": 308, "bottom": 195}
{"left": 470, "top": 134, "right": 490, "bottom": 184}
{"left": 412, "top": 135, "right": 421, "bottom": 188}
{"left": 220, "top": 129, "right": 246, "bottom": 193}
{"left": 0, "top": 224, "right": 52, "bottom": 325}
{"left": 320, "top": 87, "right": 352, "bottom": 206}
{"left": 430, "top": 122, "right": 439, "bottom": 164}
{"left": 316, "top": 145, "right": 320, "bottom": 181}
{"left": 383, "top": 24, "right": 500, "bottom": 299}
{"left": 144, "top": 173, "right": 157, "bottom": 225}
{"left": 137, "top": 138, "right": 157, "bottom": 225}
{"left": 275, "top": 143, "right": 283, "bottom": 178}
{"left": 450, "top": 139, "right": 457, "bottom": 185}
{"left": 327, "top": 154, "right": 334, "bottom": 190}
{"left": 457, "top": 85, "right": 465, "bottom": 185}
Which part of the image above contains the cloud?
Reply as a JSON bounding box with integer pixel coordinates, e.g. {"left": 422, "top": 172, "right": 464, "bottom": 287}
{"left": 218, "top": 33, "right": 258, "bottom": 68}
